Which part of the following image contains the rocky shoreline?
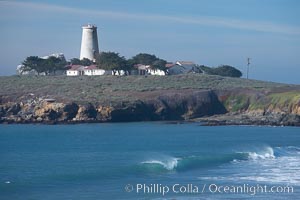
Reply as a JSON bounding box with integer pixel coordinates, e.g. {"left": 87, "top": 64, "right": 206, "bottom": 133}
{"left": 0, "top": 90, "right": 224, "bottom": 124}
{"left": 1, "top": 75, "right": 299, "bottom": 126}
{"left": 196, "top": 112, "right": 300, "bottom": 126}
{"left": 1, "top": 89, "right": 299, "bottom": 126}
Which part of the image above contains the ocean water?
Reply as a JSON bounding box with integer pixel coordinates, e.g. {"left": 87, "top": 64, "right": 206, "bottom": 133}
{"left": 0, "top": 123, "right": 299, "bottom": 200}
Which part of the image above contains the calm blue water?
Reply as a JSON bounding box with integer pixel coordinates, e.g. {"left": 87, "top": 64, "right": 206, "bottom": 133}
{"left": 0, "top": 123, "right": 299, "bottom": 200}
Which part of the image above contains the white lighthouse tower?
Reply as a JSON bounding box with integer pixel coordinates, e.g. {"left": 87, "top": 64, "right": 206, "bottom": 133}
{"left": 80, "top": 24, "right": 99, "bottom": 61}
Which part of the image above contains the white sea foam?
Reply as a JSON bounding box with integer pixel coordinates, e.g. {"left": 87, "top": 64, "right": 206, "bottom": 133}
{"left": 200, "top": 146, "right": 300, "bottom": 185}
{"left": 141, "top": 157, "right": 180, "bottom": 170}
{"left": 247, "top": 146, "right": 275, "bottom": 160}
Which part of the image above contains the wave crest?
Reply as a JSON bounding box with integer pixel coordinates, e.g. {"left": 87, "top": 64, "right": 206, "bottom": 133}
{"left": 140, "top": 153, "right": 247, "bottom": 172}
{"left": 139, "top": 146, "right": 299, "bottom": 173}
{"left": 246, "top": 147, "right": 275, "bottom": 160}
{"left": 141, "top": 158, "right": 179, "bottom": 170}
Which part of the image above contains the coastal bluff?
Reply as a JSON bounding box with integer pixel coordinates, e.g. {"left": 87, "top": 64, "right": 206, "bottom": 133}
{"left": 0, "top": 74, "right": 299, "bottom": 126}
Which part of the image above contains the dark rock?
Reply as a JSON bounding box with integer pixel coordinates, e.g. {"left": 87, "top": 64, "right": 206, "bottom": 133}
{"left": 154, "top": 90, "right": 226, "bottom": 120}
{"left": 109, "top": 90, "right": 227, "bottom": 122}
{"left": 110, "top": 101, "right": 158, "bottom": 122}
{"left": 0, "top": 88, "right": 299, "bottom": 126}
{"left": 7, "top": 103, "right": 21, "bottom": 115}
{"left": 75, "top": 103, "right": 97, "bottom": 120}
{"left": 62, "top": 103, "right": 79, "bottom": 120}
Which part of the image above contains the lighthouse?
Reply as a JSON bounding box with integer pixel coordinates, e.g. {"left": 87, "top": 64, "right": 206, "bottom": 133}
{"left": 80, "top": 24, "right": 99, "bottom": 61}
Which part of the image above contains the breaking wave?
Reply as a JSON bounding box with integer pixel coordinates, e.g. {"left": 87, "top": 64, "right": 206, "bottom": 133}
{"left": 139, "top": 146, "right": 299, "bottom": 172}
{"left": 141, "top": 158, "right": 180, "bottom": 171}
{"left": 240, "top": 146, "right": 275, "bottom": 160}
{"left": 140, "top": 153, "right": 248, "bottom": 172}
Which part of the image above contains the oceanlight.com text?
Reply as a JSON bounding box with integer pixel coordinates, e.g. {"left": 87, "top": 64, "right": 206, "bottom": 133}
{"left": 125, "top": 183, "right": 294, "bottom": 196}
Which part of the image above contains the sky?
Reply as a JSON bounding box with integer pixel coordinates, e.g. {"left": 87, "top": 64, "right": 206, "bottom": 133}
{"left": 0, "top": 0, "right": 299, "bottom": 84}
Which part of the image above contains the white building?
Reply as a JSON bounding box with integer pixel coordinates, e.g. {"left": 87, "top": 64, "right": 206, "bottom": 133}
{"left": 84, "top": 65, "right": 109, "bottom": 76}
{"left": 135, "top": 64, "right": 149, "bottom": 75}
{"left": 80, "top": 24, "right": 99, "bottom": 61}
{"left": 66, "top": 65, "right": 110, "bottom": 76}
{"left": 111, "top": 70, "right": 126, "bottom": 76}
{"left": 168, "top": 61, "right": 201, "bottom": 75}
{"left": 176, "top": 61, "right": 195, "bottom": 66}
{"left": 135, "top": 64, "right": 166, "bottom": 76}
{"left": 147, "top": 68, "right": 166, "bottom": 76}
{"left": 66, "top": 65, "right": 85, "bottom": 76}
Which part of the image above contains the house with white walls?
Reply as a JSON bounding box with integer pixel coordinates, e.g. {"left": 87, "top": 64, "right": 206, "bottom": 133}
{"left": 83, "top": 65, "right": 109, "bottom": 76}
{"left": 167, "top": 61, "right": 202, "bottom": 75}
{"left": 66, "top": 65, "right": 85, "bottom": 76}
{"left": 147, "top": 68, "right": 166, "bottom": 76}
{"left": 134, "top": 64, "right": 166, "bottom": 76}
{"left": 66, "top": 65, "right": 109, "bottom": 76}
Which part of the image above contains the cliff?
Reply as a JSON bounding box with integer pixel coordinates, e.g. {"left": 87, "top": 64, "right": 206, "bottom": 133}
{"left": 0, "top": 74, "right": 299, "bottom": 125}
{"left": 199, "top": 89, "right": 300, "bottom": 126}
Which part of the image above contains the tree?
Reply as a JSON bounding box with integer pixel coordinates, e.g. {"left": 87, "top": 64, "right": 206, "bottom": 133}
{"left": 199, "top": 65, "right": 212, "bottom": 74}
{"left": 46, "top": 56, "right": 67, "bottom": 75}
{"left": 80, "top": 58, "right": 93, "bottom": 66}
{"left": 123, "top": 60, "right": 134, "bottom": 75}
{"left": 22, "top": 56, "right": 45, "bottom": 75}
{"left": 22, "top": 56, "right": 67, "bottom": 75}
{"left": 212, "top": 65, "right": 242, "bottom": 77}
{"left": 152, "top": 59, "right": 167, "bottom": 72}
{"left": 70, "top": 58, "right": 81, "bottom": 65}
{"left": 70, "top": 58, "right": 93, "bottom": 66}
{"left": 126, "top": 58, "right": 136, "bottom": 68}
{"left": 131, "top": 53, "right": 158, "bottom": 65}
{"left": 95, "top": 52, "right": 130, "bottom": 75}
{"left": 199, "top": 65, "right": 242, "bottom": 77}
{"left": 129, "top": 53, "right": 167, "bottom": 74}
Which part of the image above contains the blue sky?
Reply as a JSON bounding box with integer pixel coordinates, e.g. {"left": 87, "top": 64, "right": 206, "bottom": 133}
{"left": 0, "top": 0, "right": 299, "bottom": 83}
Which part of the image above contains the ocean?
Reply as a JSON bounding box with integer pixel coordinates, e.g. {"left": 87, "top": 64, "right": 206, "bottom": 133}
{"left": 0, "top": 123, "right": 299, "bottom": 199}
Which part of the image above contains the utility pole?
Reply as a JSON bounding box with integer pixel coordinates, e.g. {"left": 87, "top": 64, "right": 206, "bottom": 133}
{"left": 247, "top": 58, "right": 251, "bottom": 79}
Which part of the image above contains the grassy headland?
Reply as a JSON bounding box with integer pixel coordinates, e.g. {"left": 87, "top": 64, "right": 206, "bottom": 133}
{"left": 0, "top": 74, "right": 299, "bottom": 125}
{"left": 0, "top": 74, "right": 295, "bottom": 103}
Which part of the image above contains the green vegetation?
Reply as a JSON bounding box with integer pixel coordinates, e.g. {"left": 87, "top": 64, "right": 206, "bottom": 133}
{"left": 224, "top": 94, "right": 250, "bottom": 112}
{"left": 0, "top": 74, "right": 295, "bottom": 104}
{"left": 21, "top": 56, "right": 67, "bottom": 75}
{"left": 199, "top": 65, "right": 242, "bottom": 78}
{"left": 152, "top": 59, "right": 167, "bottom": 72}
{"left": 249, "top": 91, "right": 300, "bottom": 111}
{"left": 129, "top": 53, "right": 158, "bottom": 66}
{"left": 70, "top": 58, "right": 92, "bottom": 66}
{"left": 268, "top": 91, "right": 300, "bottom": 105}
{"left": 21, "top": 52, "right": 170, "bottom": 76}
{"left": 128, "top": 53, "right": 167, "bottom": 72}
{"left": 95, "top": 52, "right": 167, "bottom": 74}
{"left": 95, "top": 52, "right": 130, "bottom": 75}
{"left": 21, "top": 52, "right": 243, "bottom": 78}
{"left": 223, "top": 90, "right": 300, "bottom": 112}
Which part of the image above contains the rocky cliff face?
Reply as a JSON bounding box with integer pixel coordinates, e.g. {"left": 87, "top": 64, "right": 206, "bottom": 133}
{"left": 200, "top": 89, "right": 300, "bottom": 126}
{"left": 0, "top": 90, "right": 226, "bottom": 124}
{"left": 0, "top": 88, "right": 299, "bottom": 126}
